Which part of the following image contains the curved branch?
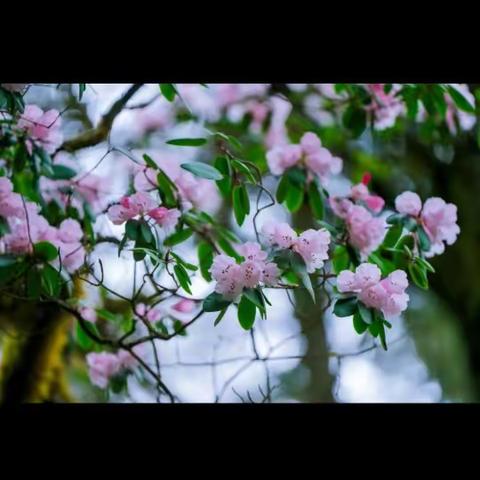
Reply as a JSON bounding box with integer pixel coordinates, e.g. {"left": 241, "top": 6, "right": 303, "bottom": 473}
{"left": 58, "top": 83, "right": 143, "bottom": 153}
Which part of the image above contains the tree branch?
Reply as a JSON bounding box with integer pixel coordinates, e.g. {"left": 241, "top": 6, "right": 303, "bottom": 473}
{"left": 58, "top": 83, "right": 143, "bottom": 153}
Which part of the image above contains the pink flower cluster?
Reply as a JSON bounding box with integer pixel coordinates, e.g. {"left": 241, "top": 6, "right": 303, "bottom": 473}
{"left": 330, "top": 177, "right": 386, "bottom": 257}
{"left": 395, "top": 192, "right": 460, "bottom": 257}
{"left": 16, "top": 104, "right": 63, "bottom": 154}
{"left": 132, "top": 152, "right": 221, "bottom": 213}
{"left": 365, "top": 84, "right": 405, "bottom": 130}
{"left": 266, "top": 132, "right": 342, "bottom": 184}
{"left": 86, "top": 349, "right": 140, "bottom": 389}
{"left": 0, "top": 177, "right": 85, "bottom": 272}
{"left": 210, "top": 242, "right": 280, "bottom": 300}
{"left": 337, "top": 263, "right": 410, "bottom": 320}
{"left": 107, "top": 192, "right": 180, "bottom": 231}
{"left": 261, "top": 221, "right": 331, "bottom": 273}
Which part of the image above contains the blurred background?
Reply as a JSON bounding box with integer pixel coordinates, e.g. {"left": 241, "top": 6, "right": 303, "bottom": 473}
{"left": 1, "top": 83, "right": 478, "bottom": 403}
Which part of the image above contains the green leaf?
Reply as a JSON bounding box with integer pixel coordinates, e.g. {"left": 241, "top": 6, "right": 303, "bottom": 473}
{"left": 170, "top": 252, "right": 198, "bottom": 271}
{"left": 217, "top": 238, "right": 242, "bottom": 261}
{"left": 140, "top": 221, "right": 153, "bottom": 244}
{"left": 285, "top": 183, "right": 304, "bottom": 213}
{"left": 164, "top": 228, "right": 193, "bottom": 247}
{"left": 416, "top": 256, "right": 435, "bottom": 274}
{"left": 173, "top": 319, "right": 187, "bottom": 336}
{"left": 76, "top": 321, "right": 94, "bottom": 350}
{"left": 166, "top": 138, "right": 207, "bottom": 147}
{"left": 41, "top": 264, "right": 62, "bottom": 297}
{"left": 290, "top": 252, "right": 315, "bottom": 303}
{"left": 243, "top": 288, "right": 266, "bottom": 315}
{"left": 26, "top": 268, "right": 41, "bottom": 299}
{"left": 333, "top": 297, "right": 358, "bottom": 317}
{"left": 287, "top": 167, "right": 307, "bottom": 188}
{"left": 238, "top": 295, "right": 256, "bottom": 330}
{"left": 159, "top": 83, "right": 177, "bottom": 102}
{"left": 48, "top": 165, "right": 77, "bottom": 180}
{"left": 343, "top": 104, "right": 367, "bottom": 137}
{"left": 174, "top": 264, "right": 192, "bottom": 294}
{"left": 0, "top": 256, "right": 17, "bottom": 267}
{"left": 417, "top": 226, "right": 431, "bottom": 252}
{"left": 180, "top": 162, "right": 223, "bottom": 180}
{"left": 308, "top": 181, "right": 324, "bottom": 220}
{"left": 198, "top": 241, "right": 214, "bottom": 281}
{"left": 276, "top": 174, "right": 290, "bottom": 203}
{"left": 408, "top": 262, "right": 429, "bottom": 290}
{"left": 215, "top": 156, "right": 233, "bottom": 195}
{"left": 143, "top": 153, "right": 159, "bottom": 170}
{"left": 96, "top": 308, "right": 119, "bottom": 322}
{"left": 125, "top": 219, "right": 139, "bottom": 241}
{"left": 232, "top": 185, "right": 247, "bottom": 226}
{"left": 332, "top": 245, "right": 350, "bottom": 274}
{"left": 446, "top": 85, "right": 475, "bottom": 113}
{"left": 78, "top": 83, "right": 86, "bottom": 101}
{"left": 358, "top": 302, "right": 374, "bottom": 325}
{"left": 382, "top": 223, "right": 403, "bottom": 249}
{"left": 203, "top": 292, "right": 231, "bottom": 312}
{"left": 157, "top": 170, "right": 177, "bottom": 207}
{"left": 353, "top": 311, "right": 369, "bottom": 334}
{"left": 34, "top": 241, "right": 59, "bottom": 262}
{"left": 214, "top": 308, "right": 228, "bottom": 326}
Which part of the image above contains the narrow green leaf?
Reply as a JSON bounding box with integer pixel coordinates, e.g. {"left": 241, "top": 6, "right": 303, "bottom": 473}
{"left": 164, "top": 228, "right": 193, "bottom": 247}
{"left": 308, "top": 181, "right": 324, "bottom": 220}
{"left": 180, "top": 162, "right": 223, "bottom": 180}
{"left": 159, "top": 83, "right": 177, "bottom": 102}
{"left": 166, "top": 138, "right": 207, "bottom": 147}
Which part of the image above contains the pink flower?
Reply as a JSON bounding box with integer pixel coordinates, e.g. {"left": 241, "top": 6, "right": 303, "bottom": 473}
{"left": 299, "top": 132, "right": 343, "bottom": 182}
{"left": 58, "top": 219, "right": 83, "bottom": 243}
{"left": 261, "top": 221, "right": 298, "bottom": 249}
{"left": 107, "top": 192, "right": 157, "bottom": 225}
{"left": 300, "top": 132, "right": 322, "bottom": 155}
{"left": 266, "top": 144, "right": 302, "bottom": 175}
{"left": 337, "top": 264, "right": 410, "bottom": 320}
{"left": 354, "top": 263, "right": 382, "bottom": 289}
{"left": 240, "top": 261, "right": 263, "bottom": 288}
{"left": 0, "top": 177, "right": 13, "bottom": 198}
{"left": 171, "top": 299, "right": 196, "bottom": 314}
{"left": 128, "top": 192, "right": 157, "bottom": 213}
{"left": 330, "top": 197, "right": 354, "bottom": 219}
{"left": 116, "top": 349, "right": 140, "bottom": 370}
{"left": 17, "top": 104, "right": 63, "bottom": 154}
{"left": 135, "top": 303, "right": 164, "bottom": 323}
{"left": 106, "top": 204, "right": 137, "bottom": 225}
{"left": 395, "top": 191, "right": 422, "bottom": 217}
{"left": 210, "top": 243, "right": 275, "bottom": 299}
{"left": 293, "top": 228, "right": 331, "bottom": 273}
{"left": 148, "top": 207, "right": 181, "bottom": 231}
{"left": 262, "top": 262, "right": 280, "bottom": 286}
{"left": 364, "top": 195, "right": 385, "bottom": 214}
{"left": 80, "top": 306, "right": 97, "bottom": 324}
{"left": 238, "top": 242, "right": 268, "bottom": 262}
{"left": 421, "top": 197, "right": 460, "bottom": 257}
{"left": 337, "top": 270, "right": 357, "bottom": 293}
{"left": 345, "top": 205, "right": 386, "bottom": 257}
{"left": 214, "top": 263, "right": 244, "bottom": 300}
{"left": 86, "top": 352, "right": 121, "bottom": 389}
{"left": 365, "top": 84, "right": 405, "bottom": 130}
